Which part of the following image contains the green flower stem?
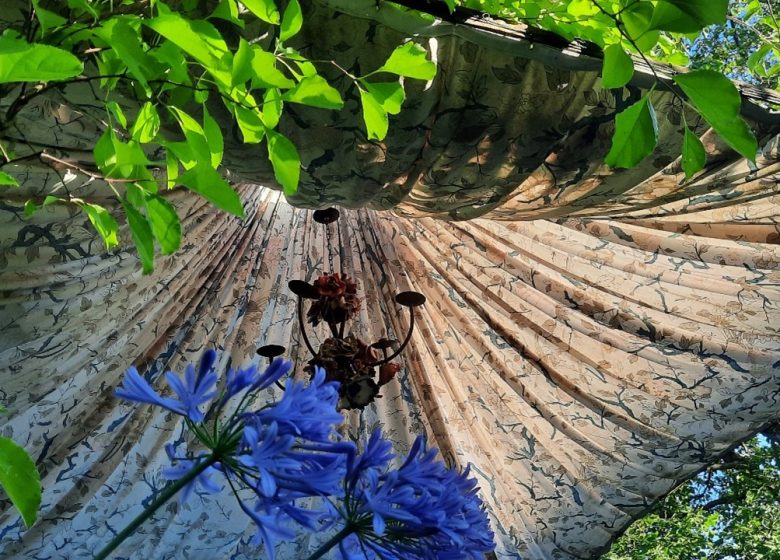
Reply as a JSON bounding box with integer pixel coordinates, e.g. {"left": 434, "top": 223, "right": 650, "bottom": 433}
{"left": 305, "top": 524, "right": 356, "bottom": 560}
{"left": 93, "top": 455, "right": 217, "bottom": 560}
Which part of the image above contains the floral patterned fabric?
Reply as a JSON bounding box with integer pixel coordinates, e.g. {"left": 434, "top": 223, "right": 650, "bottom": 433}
{"left": 1, "top": 1, "right": 780, "bottom": 559}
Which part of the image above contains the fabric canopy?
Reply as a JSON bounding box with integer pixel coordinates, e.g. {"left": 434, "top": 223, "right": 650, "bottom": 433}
{"left": 1, "top": 1, "right": 779, "bottom": 559}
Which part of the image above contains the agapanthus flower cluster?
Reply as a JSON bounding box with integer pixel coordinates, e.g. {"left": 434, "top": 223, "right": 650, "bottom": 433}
{"left": 335, "top": 429, "right": 496, "bottom": 559}
{"left": 113, "top": 350, "right": 495, "bottom": 560}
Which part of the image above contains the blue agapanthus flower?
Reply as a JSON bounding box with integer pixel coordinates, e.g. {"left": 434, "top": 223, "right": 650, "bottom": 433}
{"left": 116, "top": 350, "right": 218, "bottom": 422}
{"left": 338, "top": 429, "right": 496, "bottom": 559}
{"left": 111, "top": 351, "right": 495, "bottom": 560}
{"left": 249, "top": 366, "right": 344, "bottom": 443}
{"left": 224, "top": 357, "right": 293, "bottom": 400}
{"left": 162, "top": 443, "right": 222, "bottom": 504}
{"left": 115, "top": 352, "right": 352, "bottom": 557}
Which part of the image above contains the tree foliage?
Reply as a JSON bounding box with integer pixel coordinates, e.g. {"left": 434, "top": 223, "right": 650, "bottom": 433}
{"left": 604, "top": 428, "right": 780, "bottom": 560}
{"left": 0, "top": 0, "right": 774, "bottom": 275}
{"left": 0, "top": 0, "right": 434, "bottom": 273}
{"left": 686, "top": 0, "right": 780, "bottom": 90}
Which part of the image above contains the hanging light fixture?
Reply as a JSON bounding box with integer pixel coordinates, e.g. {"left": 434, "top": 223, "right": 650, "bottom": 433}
{"left": 259, "top": 208, "right": 425, "bottom": 410}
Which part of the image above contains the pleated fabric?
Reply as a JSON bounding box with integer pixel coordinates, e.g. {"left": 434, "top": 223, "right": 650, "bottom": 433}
{"left": 1, "top": 181, "right": 778, "bottom": 559}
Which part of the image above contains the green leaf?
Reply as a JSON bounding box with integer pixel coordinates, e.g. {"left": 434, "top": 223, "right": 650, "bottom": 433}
{"left": 105, "top": 101, "right": 127, "bottom": 129}
{"left": 170, "top": 107, "right": 212, "bottom": 166}
{"left": 232, "top": 105, "right": 266, "bottom": 144}
{"left": 262, "top": 88, "right": 283, "bottom": 129}
{"left": 621, "top": 2, "right": 660, "bottom": 53}
{"left": 280, "top": 0, "right": 303, "bottom": 41}
{"left": 178, "top": 165, "right": 244, "bottom": 217}
{"left": 650, "top": 0, "right": 728, "bottom": 33}
{"left": 266, "top": 130, "right": 300, "bottom": 195}
{"left": 166, "top": 149, "right": 179, "bottom": 189}
{"left": 145, "top": 13, "right": 231, "bottom": 87}
{"left": 67, "top": 0, "right": 99, "bottom": 19}
{"left": 94, "top": 130, "right": 151, "bottom": 180}
{"left": 95, "top": 18, "right": 157, "bottom": 94}
{"left": 0, "top": 437, "right": 41, "bottom": 528}
{"left": 673, "top": 70, "right": 758, "bottom": 162}
{"left": 232, "top": 38, "right": 254, "bottom": 86}
{"left": 122, "top": 200, "right": 155, "bottom": 274}
{"left": 23, "top": 195, "right": 59, "bottom": 217}
{"left": 605, "top": 95, "right": 658, "bottom": 168}
{"left": 602, "top": 44, "right": 634, "bottom": 89}
{"left": 363, "top": 81, "right": 405, "bottom": 115}
{"left": 203, "top": 106, "right": 224, "bottom": 168}
{"left": 32, "top": 0, "right": 67, "bottom": 35}
{"left": 241, "top": 0, "right": 280, "bottom": 24}
{"left": 567, "top": 0, "right": 599, "bottom": 17}
{"left": 748, "top": 44, "right": 772, "bottom": 74}
{"left": 359, "top": 88, "right": 389, "bottom": 141}
{"left": 249, "top": 49, "right": 295, "bottom": 89}
{"left": 211, "top": 0, "right": 245, "bottom": 28}
{"left": 149, "top": 40, "right": 191, "bottom": 85}
{"left": 377, "top": 42, "right": 436, "bottom": 80}
{"left": 24, "top": 200, "right": 36, "bottom": 216}
{"left": 145, "top": 194, "right": 181, "bottom": 255}
{"left": 0, "top": 36, "right": 83, "bottom": 83}
{"left": 81, "top": 202, "right": 119, "bottom": 250}
{"left": 282, "top": 75, "right": 344, "bottom": 109}
{"left": 681, "top": 126, "right": 706, "bottom": 179}
{"left": 0, "top": 171, "right": 19, "bottom": 187}
{"left": 131, "top": 102, "right": 160, "bottom": 143}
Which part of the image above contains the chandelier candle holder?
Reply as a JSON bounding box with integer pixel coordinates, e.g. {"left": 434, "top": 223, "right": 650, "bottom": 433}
{"left": 270, "top": 208, "right": 426, "bottom": 410}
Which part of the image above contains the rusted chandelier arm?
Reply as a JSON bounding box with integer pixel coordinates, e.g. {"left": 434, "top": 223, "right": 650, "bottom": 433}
{"left": 369, "top": 309, "right": 415, "bottom": 367}
{"left": 297, "top": 297, "right": 318, "bottom": 356}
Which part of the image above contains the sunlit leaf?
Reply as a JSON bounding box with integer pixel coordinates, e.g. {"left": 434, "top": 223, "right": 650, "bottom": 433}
{"left": 650, "top": 0, "right": 728, "bottom": 33}
{"left": 621, "top": 2, "right": 660, "bottom": 52}
{"left": 362, "top": 81, "right": 405, "bottom": 115}
{"left": 377, "top": 42, "right": 436, "bottom": 80}
{"left": 262, "top": 88, "right": 283, "bottom": 129}
{"left": 23, "top": 195, "right": 59, "bottom": 217}
{"left": 211, "top": 0, "right": 244, "bottom": 28}
{"left": 359, "top": 88, "right": 389, "bottom": 141}
{"left": 0, "top": 36, "right": 83, "bottom": 83}
{"left": 282, "top": 75, "right": 344, "bottom": 109}
{"left": 170, "top": 107, "right": 212, "bottom": 166}
{"left": 95, "top": 17, "right": 158, "bottom": 94}
{"left": 280, "top": 0, "right": 303, "bottom": 41}
{"left": 0, "top": 171, "right": 19, "bottom": 187}
{"left": 122, "top": 200, "right": 155, "bottom": 274}
{"left": 178, "top": 165, "right": 244, "bottom": 217}
{"left": 241, "top": 0, "right": 280, "bottom": 24}
{"left": 673, "top": 70, "right": 757, "bottom": 162}
{"left": 32, "top": 0, "right": 67, "bottom": 35}
{"left": 203, "top": 106, "right": 224, "bottom": 168}
{"left": 131, "top": 102, "right": 160, "bottom": 143}
{"left": 145, "top": 194, "right": 181, "bottom": 255}
{"left": 105, "top": 101, "right": 127, "bottom": 128}
{"left": 602, "top": 44, "right": 634, "bottom": 89}
{"left": 266, "top": 129, "right": 300, "bottom": 195}
{"left": 249, "top": 48, "right": 295, "bottom": 89}
{"left": 232, "top": 105, "right": 266, "bottom": 144}
{"left": 145, "top": 12, "right": 231, "bottom": 87}
{"left": 81, "top": 202, "right": 119, "bottom": 250}
{"left": 605, "top": 95, "right": 658, "bottom": 168}
{"left": 0, "top": 437, "right": 41, "bottom": 528}
{"left": 681, "top": 126, "right": 706, "bottom": 179}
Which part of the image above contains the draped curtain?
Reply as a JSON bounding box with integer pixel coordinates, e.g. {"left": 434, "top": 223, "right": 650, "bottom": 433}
{"left": 1, "top": 1, "right": 779, "bottom": 559}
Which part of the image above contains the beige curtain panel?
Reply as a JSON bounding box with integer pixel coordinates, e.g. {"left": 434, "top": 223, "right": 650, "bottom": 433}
{"left": 1, "top": 1, "right": 779, "bottom": 559}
